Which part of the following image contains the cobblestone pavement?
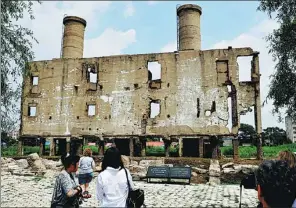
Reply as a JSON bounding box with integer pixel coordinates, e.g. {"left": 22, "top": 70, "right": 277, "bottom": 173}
{"left": 1, "top": 173, "right": 258, "bottom": 207}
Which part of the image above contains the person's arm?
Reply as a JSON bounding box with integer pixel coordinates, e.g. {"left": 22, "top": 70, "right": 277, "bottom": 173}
{"left": 60, "top": 174, "right": 82, "bottom": 198}
{"left": 96, "top": 174, "right": 104, "bottom": 202}
{"left": 91, "top": 158, "right": 96, "bottom": 170}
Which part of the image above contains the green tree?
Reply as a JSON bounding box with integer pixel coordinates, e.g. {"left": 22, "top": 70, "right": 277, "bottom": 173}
{"left": 262, "top": 127, "right": 287, "bottom": 146}
{"left": 1, "top": 1, "right": 41, "bottom": 132}
{"left": 238, "top": 123, "right": 257, "bottom": 145}
{"left": 258, "top": 0, "right": 296, "bottom": 122}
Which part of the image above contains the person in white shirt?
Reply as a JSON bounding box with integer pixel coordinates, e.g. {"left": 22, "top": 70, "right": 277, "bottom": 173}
{"left": 96, "top": 147, "right": 134, "bottom": 207}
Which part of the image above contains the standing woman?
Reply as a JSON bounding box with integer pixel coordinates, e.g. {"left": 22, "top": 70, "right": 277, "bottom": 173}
{"left": 51, "top": 154, "right": 84, "bottom": 208}
{"left": 78, "top": 148, "right": 96, "bottom": 197}
{"left": 96, "top": 147, "right": 134, "bottom": 207}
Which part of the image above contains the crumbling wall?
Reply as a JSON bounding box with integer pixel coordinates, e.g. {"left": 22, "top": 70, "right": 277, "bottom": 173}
{"left": 21, "top": 47, "right": 259, "bottom": 138}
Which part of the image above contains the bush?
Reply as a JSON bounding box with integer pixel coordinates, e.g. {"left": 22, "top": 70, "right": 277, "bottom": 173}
{"left": 1, "top": 146, "right": 40, "bottom": 157}
{"left": 221, "top": 143, "right": 296, "bottom": 158}
{"left": 146, "top": 146, "right": 179, "bottom": 156}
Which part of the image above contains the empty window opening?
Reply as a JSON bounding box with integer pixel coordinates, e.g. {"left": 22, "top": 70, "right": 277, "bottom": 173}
{"left": 89, "top": 72, "right": 97, "bottom": 83}
{"left": 88, "top": 105, "right": 96, "bottom": 116}
{"left": 49, "top": 116, "right": 52, "bottom": 120}
{"left": 28, "top": 106, "right": 36, "bottom": 117}
{"left": 124, "top": 87, "right": 130, "bottom": 91}
{"left": 77, "top": 116, "right": 80, "bottom": 119}
{"left": 183, "top": 139, "right": 199, "bottom": 157}
{"left": 211, "top": 101, "right": 216, "bottom": 113}
{"left": 74, "top": 86, "right": 78, "bottom": 95}
{"left": 205, "top": 110, "right": 211, "bottom": 117}
{"left": 148, "top": 61, "right": 161, "bottom": 81}
{"left": 237, "top": 56, "right": 252, "bottom": 82}
{"left": 134, "top": 84, "right": 139, "bottom": 89}
{"left": 197, "top": 98, "right": 200, "bottom": 118}
{"left": 32, "top": 76, "right": 39, "bottom": 86}
{"left": 150, "top": 101, "right": 160, "bottom": 118}
{"left": 227, "top": 97, "right": 233, "bottom": 132}
{"left": 240, "top": 106, "right": 255, "bottom": 130}
{"left": 227, "top": 85, "right": 232, "bottom": 93}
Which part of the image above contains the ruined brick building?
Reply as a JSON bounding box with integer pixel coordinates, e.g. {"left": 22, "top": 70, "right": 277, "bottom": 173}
{"left": 18, "top": 4, "right": 262, "bottom": 159}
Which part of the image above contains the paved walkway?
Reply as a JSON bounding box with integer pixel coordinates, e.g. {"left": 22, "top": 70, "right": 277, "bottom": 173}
{"left": 1, "top": 173, "right": 258, "bottom": 207}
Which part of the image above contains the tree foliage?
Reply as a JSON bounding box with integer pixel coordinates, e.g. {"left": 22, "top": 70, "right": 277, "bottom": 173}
{"left": 262, "top": 127, "right": 287, "bottom": 146}
{"left": 258, "top": 0, "right": 296, "bottom": 121}
{"left": 1, "top": 1, "right": 40, "bottom": 131}
{"left": 238, "top": 123, "right": 257, "bottom": 145}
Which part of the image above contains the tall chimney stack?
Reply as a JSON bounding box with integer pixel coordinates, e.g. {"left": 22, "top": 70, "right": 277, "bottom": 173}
{"left": 62, "top": 16, "right": 87, "bottom": 59}
{"left": 177, "top": 4, "right": 202, "bottom": 51}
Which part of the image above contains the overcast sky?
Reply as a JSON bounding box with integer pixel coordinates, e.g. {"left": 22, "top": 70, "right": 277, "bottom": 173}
{"left": 13, "top": 1, "right": 285, "bottom": 130}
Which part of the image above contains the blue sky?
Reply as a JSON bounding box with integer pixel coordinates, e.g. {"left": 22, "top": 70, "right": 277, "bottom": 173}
{"left": 17, "top": 1, "right": 283, "bottom": 129}
{"left": 74, "top": 1, "right": 265, "bottom": 54}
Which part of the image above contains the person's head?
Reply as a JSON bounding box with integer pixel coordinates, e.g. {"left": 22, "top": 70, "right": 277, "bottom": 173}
{"left": 256, "top": 160, "right": 296, "bottom": 208}
{"left": 278, "top": 150, "right": 296, "bottom": 168}
{"left": 101, "top": 147, "right": 124, "bottom": 171}
{"left": 83, "top": 148, "right": 92, "bottom": 157}
{"left": 61, "top": 153, "right": 80, "bottom": 172}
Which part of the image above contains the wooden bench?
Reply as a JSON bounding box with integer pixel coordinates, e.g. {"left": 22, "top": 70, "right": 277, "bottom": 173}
{"left": 146, "top": 166, "right": 192, "bottom": 184}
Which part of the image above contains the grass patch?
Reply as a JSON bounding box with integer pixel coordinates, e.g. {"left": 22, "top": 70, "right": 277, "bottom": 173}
{"left": 221, "top": 143, "right": 296, "bottom": 158}
{"left": 1, "top": 146, "right": 43, "bottom": 156}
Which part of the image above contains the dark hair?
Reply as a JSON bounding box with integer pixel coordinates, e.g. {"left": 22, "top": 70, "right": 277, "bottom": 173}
{"left": 101, "top": 147, "right": 124, "bottom": 171}
{"left": 256, "top": 160, "right": 296, "bottom": 208}
{"left": 61, "top": 153, "right": 80, "bottom": 169}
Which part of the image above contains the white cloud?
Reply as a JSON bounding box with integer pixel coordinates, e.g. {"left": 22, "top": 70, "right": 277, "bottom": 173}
{"left": 161, "top": 41, "right": 177, "bottom": 52}
{"left": 124, "top": 2, "right": 135, "bottom": 18}
{"left": 84, "top": 28, "right": 136, "bottom": 57}
{"left": 147, "top": 1, "right": 158, "bottom": 6}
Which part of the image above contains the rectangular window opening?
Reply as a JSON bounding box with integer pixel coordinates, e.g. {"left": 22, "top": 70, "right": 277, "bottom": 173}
{"left": 148, "top": 61, "right": 161, "bottom": 81}
{"left": 28, "top": 106, "right": 37, "bottom": 117}
{"left": 197, "top": 98, "right": 200, "bottom": 118}
{"left": 88, "top": 104, "right": 96, "bottom": 116}
{"left": 237, "top": 56, "right": 252, "bottom": 82}
{"left": 150, "top": 101, "right": 160, "bottom": 118}
{"left": 211, "top": 101, "right": 216, "bottom": 113}
{"left": 89, "top": 72, "right": 97, "bottom": 83}
{"left": 32, "top": 76, "right": 39, "bottom": 86}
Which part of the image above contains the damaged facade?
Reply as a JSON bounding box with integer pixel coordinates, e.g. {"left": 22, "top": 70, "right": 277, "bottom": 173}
{"left": 18, "top": 4, "right": 262, "bottom": 159}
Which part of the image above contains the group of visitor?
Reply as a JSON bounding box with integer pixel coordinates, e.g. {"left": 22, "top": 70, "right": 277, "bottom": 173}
{"left": 51, "top": 147, "right": 134, "bottom": 208}
{"left": 50, "top": 146, "right": 296, "bottom": 208}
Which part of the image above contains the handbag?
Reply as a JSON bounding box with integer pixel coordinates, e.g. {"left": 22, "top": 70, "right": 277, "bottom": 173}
{"left": 124, "top": 168, "right": 145, "bottom": 208}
